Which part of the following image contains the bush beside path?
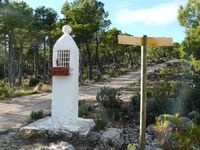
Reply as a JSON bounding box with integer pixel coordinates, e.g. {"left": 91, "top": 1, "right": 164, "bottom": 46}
{"left": 0, "top": 59, "right": 180, "bottom": 131}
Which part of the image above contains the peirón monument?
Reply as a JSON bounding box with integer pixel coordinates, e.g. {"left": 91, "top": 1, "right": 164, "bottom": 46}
{"left": 20, "top": 25, "right": 95, "bottom": 136}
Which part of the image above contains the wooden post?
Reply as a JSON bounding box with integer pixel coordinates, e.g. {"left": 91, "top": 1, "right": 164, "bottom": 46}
{"left": 118, "top": 34, "right": 173, "bottom": 150}
{"left": 139, "top": 35, "right": 147, "bottom": 150}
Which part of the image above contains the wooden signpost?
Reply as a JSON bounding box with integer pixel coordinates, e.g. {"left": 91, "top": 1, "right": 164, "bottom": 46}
{"left": 118, "top": 35, "right": 173, "bottom": 150}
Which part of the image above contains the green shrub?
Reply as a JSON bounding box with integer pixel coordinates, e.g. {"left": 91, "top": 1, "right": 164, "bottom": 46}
{"left": 180, "top": 85, "right": 200, "bottom": 115}
{"left": 96, "top": 87, "right": 122, "bottom": 120}
{"left": 0, "top": 80, "right": 39, "bottom": 99}
{"left": 127, "top": 144, "right": 137, "bottom": 150}
{"left": 148, "top": 82, "right": 174, "bottom": 98}
{"left": 93, "top": 75, "right": 101, "bottom": 82}
{"left": 14, "top": 89, "right": 38, "bottom": 97}
{"left": 96, "top": 87, "right": 121, "bottom": 109}
{"left": 192, "top": 73, "right": 200, "bottom": 84}
{"left": 30, "top": 110, "right": 44, "bottom": 120}
{"left": 94, "top": 112, "right": 108, "bottom": 130}
{"left": 131, "top": 87, "right": 171, "bottom": 124}
{"left": 78, "top": 101, "right": 91, "bottom": 117}
{"left": 194, "top": 113, "right": 200, "bottom": 125}
{"left": 148, "top": 96, "right": 171, "bottom": 125}
{"left": 146, "top": 81, "right": 182, "bottom": 124}
{"left": 154, "top": 114, "right": 200, "bottom": 150}
{"left": 29, "top": 77, "right": 40, "bottom": 87}
{"left": 0, "top": 80, "right": 12, "bottom": 97}
{"left": 120, "top": 102, "right": 135, "bottom": 121}
{"left": 131, "top": 93, "right": 140, "bottom": 112}
{"left": 105, "top": 66, "right": 117, "bottom": 77}
{"left": 105, "top": 107, "right": 120, "bottom": 121}
{"left": 174, "top": 125, "right": 200, "bottom": 149}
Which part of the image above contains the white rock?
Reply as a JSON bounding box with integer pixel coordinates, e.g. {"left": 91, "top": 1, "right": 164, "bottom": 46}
{"left": 47, "top": 141, "right": 74, "bottom": 150}
{"left": 0, "top": 128, "right": 7, "bottom": 133}
{"left": 145, "top": 145, "right": 162, "bottom": 150}
{"left": 178, "top": 117, "right": 190, "bottom": 122}
{"left": 146, "top": 124, "right": 155, "bottom": 135}
{"left": 19, "top": 117, "right": 95, "bottom": 137}
{"left": 100, "top": 128, "right": 124, "bottom": 148}
{"left": 187, "top": 111, "right": 199, "bottom": 119}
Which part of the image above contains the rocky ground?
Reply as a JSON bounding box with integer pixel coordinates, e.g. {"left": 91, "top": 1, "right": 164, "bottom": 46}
{"left": 0, "top": 127, "right": 160, "bottom": 150}
{"left": 0, "top": 60, "right": 184, "bottom": 150}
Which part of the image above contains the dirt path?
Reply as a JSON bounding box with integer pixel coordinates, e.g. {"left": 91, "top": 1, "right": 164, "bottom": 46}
{"left": 0, "top": 60, "right": 179, "bottom": 131}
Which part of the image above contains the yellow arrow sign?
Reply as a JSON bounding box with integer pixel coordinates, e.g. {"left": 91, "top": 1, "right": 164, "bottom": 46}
{"left": 118, "top": 35, "right": 173, "bottom": 46}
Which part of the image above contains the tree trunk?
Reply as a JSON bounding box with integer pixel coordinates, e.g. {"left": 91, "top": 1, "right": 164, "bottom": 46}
{"left": 85, "top": 41, "right": 93, "bottom": 80}
{"left": 18, "top": 42, "right": 23, "bottom": 86}
{"left": 128, "top": 51, "right": 134, "bottom": 67}
{"left": 95, "top": 35, "right": 103, "bottom": 76}
{"left": 12, "top": 43, "right": 16, "bottom": 87}
{"left": 3, "top": 34, "right": 7, "bottom": 82}
{"left": 112, "top": 46, "right": 117, "bottom": 66}
{"left": 43, "top": 36, "right": 46, "bottom": 83}
{"left": 8, "top": 33, "right": 14, "bottom": 88}
{"left": 78, "top": 43, "right": 83, "bottom": 83}
{"left": 8, "top": 34, "right": 11, "bottom": 86}
{"left": 33, "top": 46, "right": 37, "bottom": 77}
{"left": 48, "top": 35, "right": 53, "bottom": 82}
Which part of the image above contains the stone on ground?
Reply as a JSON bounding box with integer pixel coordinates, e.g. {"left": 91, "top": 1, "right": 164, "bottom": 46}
{"left": 0, "top": 128, "right": 8, "bottom": 133}
{"left": 46, "top": 141, "right": 74, "bottom": 150}
{"left": 100, "top": 128, "right": 124, "bottom": 148}
{"left": 178, "top": 117, "right": 194, "bottom": 127}
{"left": 187, "top": 111, "right": 199, "bottom": 119}
{"left": 146, "top": 124, "right": 155, "bottom": 135}
{"left": 145, "top": 145, "right": 162, "bottom": 150}
{"left": 19, "top": 117, "right": 95, "bottom": 138}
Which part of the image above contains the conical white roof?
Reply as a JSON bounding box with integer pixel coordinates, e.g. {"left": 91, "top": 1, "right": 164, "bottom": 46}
{"left": 53, "top": 25, "right": 79, "bottom": 51}
{"left": 52, "top": 25, "right": 79, "bottom": 68}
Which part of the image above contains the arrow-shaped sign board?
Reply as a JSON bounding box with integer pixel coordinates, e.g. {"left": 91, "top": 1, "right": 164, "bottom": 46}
{"left": 118, "top": 34, "right": 173, "bottom": 150}
{"left": 118, "top": 35, "right": 173, "bottom": 46}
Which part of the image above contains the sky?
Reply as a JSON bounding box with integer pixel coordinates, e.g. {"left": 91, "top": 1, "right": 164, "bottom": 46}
{"left": 23, "top": 0, "right": 187, "bottom": 43}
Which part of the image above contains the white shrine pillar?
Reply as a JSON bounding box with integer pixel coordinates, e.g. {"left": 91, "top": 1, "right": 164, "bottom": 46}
{"left": 20, "top": 25, "right": 94, "bottom": 137}
{"left": 51, "top": 25, "right": 79, "bottom": 126}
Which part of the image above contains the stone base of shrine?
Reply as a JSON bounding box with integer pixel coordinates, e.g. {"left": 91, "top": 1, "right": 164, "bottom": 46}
{"left": 19, "top": 117, "right": 95, "bottom": 138}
